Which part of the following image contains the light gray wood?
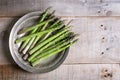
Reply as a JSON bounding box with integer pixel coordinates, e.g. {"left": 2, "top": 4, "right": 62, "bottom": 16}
{"left": 1, "top": 17, "right": 120, "bottom": 64}
{"left": 0, "top": 0, "right": 120, "bottom": 80}
{"left": 65, "top": 17, "right": 120, "bottom": 64}
{"left": 0, "top": 0, "right": 120, "bottom": 16}
{"left": 99, "top": 64, "right": 112, "bottom": 80}
{"left": 112, "top": 64, "right": 120, "bottom": 80}
{"left": 2, "top": 64, "right": 120, "bottom": 80}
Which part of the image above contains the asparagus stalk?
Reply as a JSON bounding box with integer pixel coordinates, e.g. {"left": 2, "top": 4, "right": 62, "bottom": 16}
{"left": 48, "top": 10, "right": 55, "bottom": 19}
{"left": 39, "top": 7, "right": 51, "bottom": 23}
{"left": 29, "top": 27, "right": 68, "bottom": 54}
{"left": 29, "top": 19, "right": 61, "bottom": 49}
{"left": 31, "top": 39, "right": 78, "bottom": 66}
{"left": 40, "top": 32, "right": 77, "bottom": 53}
{"left": 28, "top": 33, "right": 75, "bottom": 62}
{"left": 41, "top": 39, "right": 67, "bottom": 53}
{"left": 25, "top": 22, "right": 48, "bottom": 51}
{"left": 30, "top": 39, "right": 68, "bottom": 62}
{"left": 18, "top": 18, "right": 54, "bottom": 34}
{"left": 40, "top": 20, "right": 65, "bottom": 42}
{"left": 15, "top": 26, "right": 63, "bottom": 44}
{"left": 19, "top": 8, "right": 51, "bottom": 52}
{"left": 26, "top": 10, "right": 56, "bottom": 51}
{"left": 28, "top": 31, "right": 71, "bottom": 61}
{"left": 24, "top": 32, "right": 75, "bottom": 61}
{"left": 19, "top": 23, "right": 48, "bottom": 52}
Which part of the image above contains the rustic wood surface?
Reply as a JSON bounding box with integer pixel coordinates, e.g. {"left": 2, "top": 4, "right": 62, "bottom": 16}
{"left": 0, "top": 0, "right": 120, "bottom": 80}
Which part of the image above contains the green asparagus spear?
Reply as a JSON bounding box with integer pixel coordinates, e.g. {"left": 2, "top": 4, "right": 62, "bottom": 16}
{"left": 19, "top": 8, "right": 51, "bottom": 52}
{"left": 40, "top": 20, "right": 65, "bottom": 42}
{"left": 28, "top": 31, "right": 71, "bottom": 61}
{"left": 15, "top": 26, "right": 63, "bottom": 44}
{"left": 18, "top": 18, "right": 54, "bottom": 34}
{"left": 29, "top": 19, "right": 61, "bottom": 49}
{"left": 29, "top": 27, "right": 68, "bottom": 54}
{"left": 30, "top": 39, "right": 67, "bottom": 62}
{"left": 29, "top": 34, "right": 75, "bottom": 62}
{"left": 26, "top": 10, "right": 55, "bottom": 51}
{"left": 39, "top": 7, "right": 51, "bottom": 23}
{"left": 26, "top": 22, "right": 48, "bottom": 50}
{"left": 40, "top": 33, "right": 76, "bottom": 53}
{"left": 31, "top": 39, "right": 78, "bottom": 66}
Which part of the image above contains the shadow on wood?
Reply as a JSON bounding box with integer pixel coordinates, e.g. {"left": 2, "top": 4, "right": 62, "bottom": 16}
{"left": 1, "top": 18, "right": 19, "bottom": 64}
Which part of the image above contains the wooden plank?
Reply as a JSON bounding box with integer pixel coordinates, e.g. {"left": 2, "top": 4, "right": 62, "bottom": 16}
{"left": 112, "top": 64, "right": 120, "bottom": 80}
{"left": 1, "top": 17, "right": 120, "bottom": 64}
{"left": 65, "top": 17, "right": 120, "bottom": 64}
{"left": 1, "top": 64, "right": 120, "bottom": 80}
{"left": 99, "top": 64, "right": 112, "bottom": 80}
{"left": 0, "top": 0, "right": 120, "bottom": 16}
{"left": 0, "top": 18, "right": 19, "bottom": 64}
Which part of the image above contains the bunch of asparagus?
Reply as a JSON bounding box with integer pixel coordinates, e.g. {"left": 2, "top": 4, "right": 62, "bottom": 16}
{"left": 15, "top": 8, "right": 78, "bottom": 66}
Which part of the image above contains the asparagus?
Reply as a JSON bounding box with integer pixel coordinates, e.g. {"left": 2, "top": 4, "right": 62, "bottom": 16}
{"left": 15, "top": 8, "right": 78, "bottom": 67}
{"left": 30, "top": 39, "right": 67, "bottom": 62}
{"left": 26, "top": 10, "right": 56, "bottom": 51}
{"left": 48, "top": 10, "right": 55, "bottom": 19}
{"left": 15, "top": 26, "right": 63, "bottom": 44}
{"left": 21, "top": 9, "right": 54, "bottom": 56}
{"left": 29, "top": 19, "right": 61, "bottom": 49}
{"left": 28, "top": 33, "right": 75, "bottom": 62}
{"left": 31, "top": 39, "right": 78, "bottom": 66}
{"left": 25, "top": 22, "right": 48, "bottom": 51}
{"left": 28, "top": 31, "right": 71, "bottom": 61}
{"left": 39, "top": 7, "right": 51, "bottom": 23}
{"left": 41, "top": 39, "right": 67, "bottom": 54}
{"left": 18, "top": 18, "right": 54, "bottom": 34}
{"left": 40, "top": 20, "right": 65, "bottom": 42}
{"left": 29, "top": 27, "right": 68, "bottom": 54}
{"left": 19, "top": 8, "right": 51, "bottom": 52}
{"left": 40, "top": 32, "right": 77, "bottom": 53}
{"left": 24, "top": 10, "right": 55, "bottom": 51}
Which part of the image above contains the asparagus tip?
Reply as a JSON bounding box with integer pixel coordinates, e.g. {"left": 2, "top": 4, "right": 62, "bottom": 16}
{"left": 44, "top": 7, "right": 52, "bottom": 13}
{"left": 67, "top": 19, "right": 73, "bottom": 26}
{"left": 74, "top": 34, "right": 80, "bottom": 37}
{"left": 73, "top": 39, "right": 79, "bottom": 43}
{"left": 51, "top": 10, "right": 56, "bottom": 15}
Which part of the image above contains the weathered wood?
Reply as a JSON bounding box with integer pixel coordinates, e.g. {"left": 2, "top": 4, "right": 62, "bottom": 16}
{"left": 0, "top": 17, "right": 120, "bottom": 64}
{"left": 0, "top": 0, "right": 120, "bottom": 17}
{"left": 65, "top": 17, "right": 120, "bottom": 64}
{"left": 112, "top": 64, "right": 120, "bottom": 80}
{"left": 1, "top": 64, "right": 120, "bottom": 80}
{"left": 99, "top": 64, "right": 112, "bottom": 80}
{"left": 0, "top": 0, "right": 120, "bottom": 80}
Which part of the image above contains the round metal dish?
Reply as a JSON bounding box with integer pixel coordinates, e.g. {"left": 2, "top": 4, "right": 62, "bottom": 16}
{"left": 9, "top": 11, "right": 69, "bottom": 73}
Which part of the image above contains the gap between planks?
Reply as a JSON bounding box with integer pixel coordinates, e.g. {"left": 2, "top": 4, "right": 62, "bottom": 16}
{"left": 1, "top": 16, "right": 120, "bottom": 18}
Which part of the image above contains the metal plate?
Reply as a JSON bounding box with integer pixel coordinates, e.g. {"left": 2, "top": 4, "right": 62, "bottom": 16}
{"left": 9, "top": 11, "right": 69, "bottom": 73}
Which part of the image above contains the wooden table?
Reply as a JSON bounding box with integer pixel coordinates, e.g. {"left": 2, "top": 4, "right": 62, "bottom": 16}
{"left": 0, "top": 0, "right": 120, "bottom": 80}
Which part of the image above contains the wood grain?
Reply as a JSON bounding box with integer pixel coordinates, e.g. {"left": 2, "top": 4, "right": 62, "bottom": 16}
{"left": 65, "top": 17, "right": 120, "bottom": 64}
{"left": 1, "top": 64, "right": 120, "bottom": 80}
{"left": 0, "top": 0, "right": 120, "bottom": 17}
{"left": 0, "top": 0, "right": 120, "bottom": 79}
{"left": 0, "top": 17, "right": 120, "bottom": 64}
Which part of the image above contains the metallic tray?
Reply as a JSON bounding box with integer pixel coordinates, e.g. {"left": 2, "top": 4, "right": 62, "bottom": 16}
{"left": 9, "top": 11, "right": 69, "bottom": 73}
